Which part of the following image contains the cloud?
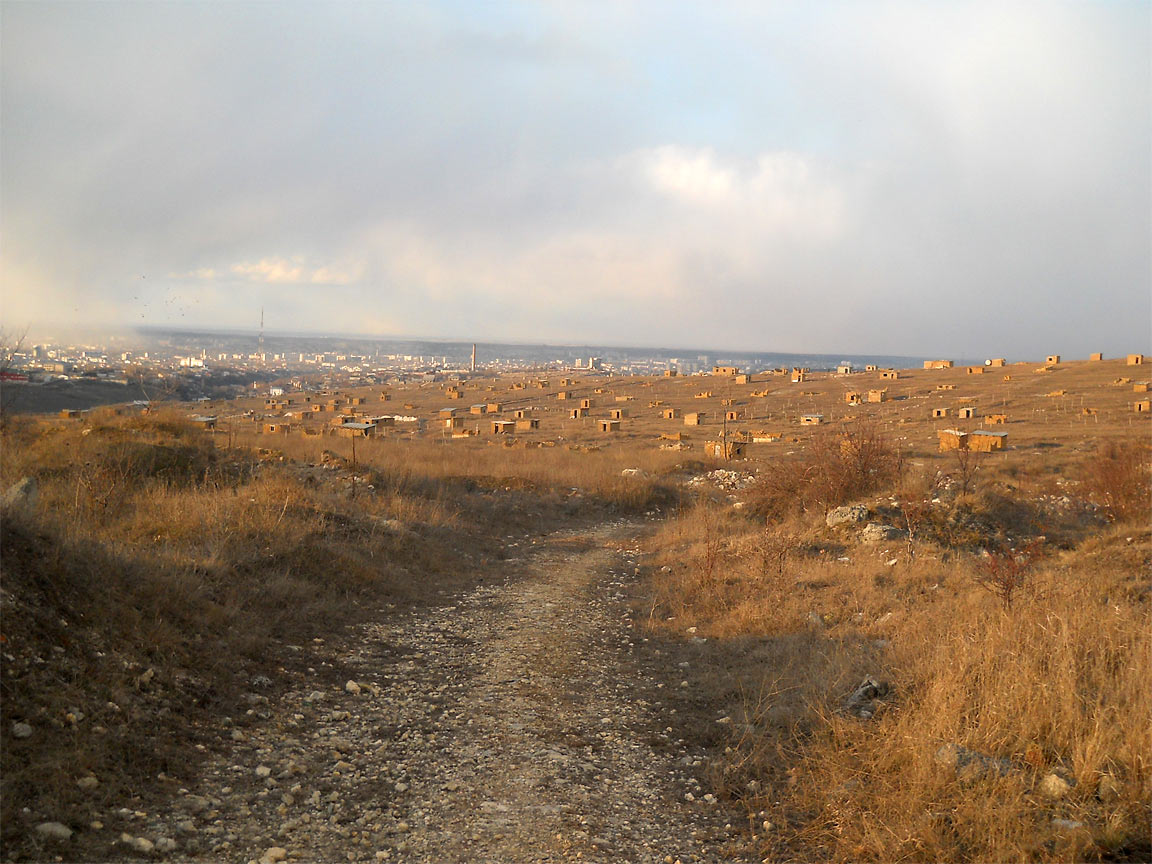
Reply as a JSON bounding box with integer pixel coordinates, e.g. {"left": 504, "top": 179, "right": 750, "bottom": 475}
{"left": 644, "top": 147, "right": 736, "bottom": 202}
{"left": 227, "top": 258, "right": 364, "bottom": 286}
{"left": 1, "top": 1, "right": 1147, "bottom": 356}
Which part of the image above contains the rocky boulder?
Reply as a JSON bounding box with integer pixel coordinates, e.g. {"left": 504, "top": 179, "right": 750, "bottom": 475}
{"left": 826, "top": 504, "right": 869, "bottom": 528}
{"left": 1, "top": 476, "right": 37, "bottom": 511}
{"left": 842, "top": 675, "right": 890, "bottom": 719}
{"left": 861, "top": 522, "right": 905, "bottom": 543}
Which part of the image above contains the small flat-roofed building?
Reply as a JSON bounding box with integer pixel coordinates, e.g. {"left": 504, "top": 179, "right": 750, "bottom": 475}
{"left": 664, "top": 369, "right": 678, "bottom": 377}
{"left": 684, "top": 412, "right": 705, "bottom": 426}
{"left": 445, "top": 416, "right": 464, "bottom": 429}
{"left": 447, "top": 390, "right": 463, "bottom": 399}
{"left": 880, "top": 369, "right": 899, "bottom": 380}
{"left": 791, "top": 368, "right": 807, "bottom": 383}
{"left": 1129, "top": 354, "right": 1145, "bottom": 366}
{"left": 580, "top": 398, "right": 594, "bottom": 409}
{"left": 1046, "top": 355, "right": 1061, "bottom": 364}
{"left": 556, "top": 391, "right": 572, "bottom": 400}
{"left": 570, "top": 407, "right": 589, "bottom": 419}
{"left": 337, "top": 422, "right": 374, "bottom": 438}
{"left": 487, "top": 402, "right": 503, "bottom": 414}
{"left": 514, "top": 408, "right": 530, "bottom": 418}
{"left": 599, "top": 419, "right": 620, "bottom": 432}
{"left": 969, "top": 430, "right": 1008, "bottom": 451}
{"left": 938, "top": 429, "right": 967, "bottom": 451}
{"left": 190, "top": 414, "right": 217, "bottom": 429}
{"left": 799, "top": 414, "right": 823, "bottom": 426}
{"left": 439, "top": 408, "right": 458, "bottom": 419}
{"left": 694, "top": 391, "right": 713, "bottom": 399}
{"left": 263, "top": 422, "right": 292, "bottom": 434}
{"left": 369, "top": 415, "right": 395, "bottom": 427}
{"left": 734, "top": 374, "right": 751, "bottom": 384}
{"left": 380, "top": 391, "right": 392, "bottom": 401}
{"left": 491, "top": 420, "right": 515, "bottom": 434}
{"left": 1089, "top": 353, "right": 1103, "bottom": 361}
{"left": 865, "top": 364, "right": 878, "bottom": 372}
{"left": 987, "top": 358, "right": 1007, "bottom": 367}
{"left": 725, "top": 410, "right": 740, "bottom": 421}
{"left": 936, "top": 384, "right": 956, "bottom": 391}
{"left": 1133, "top": 382, "right": 1149, "bottom": 393}
{"left": 558, "top": 378, "right": 573, "bottom": 386}
{"left": 985, "top": 414, "right": 1008, "bottom": 425}
{"left": 662, "top": 408, "right": 681, "bottom": 420}
{"left": 515, "top": 418, "right": 540, "bottom": 431}
{"left": 932, "top": 408, "right": 949, "bottom": 418}
{"left": 923, "top": 360, "right": 954, "bottom": 369}
{"left": 712, "top": 365, "right": 740, "bottom": 376}
{"left": 845, "top": 391, "right": 862, "bottom": 404}
{"left": 868, "top": 389, "right": 887, "bottom": 403}
{"left": 470, "top": 404, "right": 487, "bottom": 415}
{"left": 1134, "top": 400, "right": 1151, "bottom": 413}
{"left": 609, "top": 408, "right": 627, "bottom": 420}
{"left": 958, "top": 407, "right": 976, "bottom": 419}
{"left": 837, "top": 363, "right": 853, "bottom": 375}
{"left": 967, "top": 366, "right": 984, "bottom": 375}
{"left": 706, "top": 440, "right": 747, "bottom": 458}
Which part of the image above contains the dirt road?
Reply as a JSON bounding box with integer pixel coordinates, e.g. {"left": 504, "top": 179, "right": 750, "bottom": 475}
{"left": 156, "top": 520, "right": 753, "bottom": 863}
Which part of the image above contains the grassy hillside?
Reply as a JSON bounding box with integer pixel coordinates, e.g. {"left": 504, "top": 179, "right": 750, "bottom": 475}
{"left": 0, "top": 410, "right": 682, "bottom": 860}
{"left": 639, "top": 429, "right": 1151, "bottom": 862}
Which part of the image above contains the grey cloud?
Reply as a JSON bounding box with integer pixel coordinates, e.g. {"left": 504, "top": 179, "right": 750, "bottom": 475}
{"left": 1, "top": 1, "right": 1148, "bottom": 356}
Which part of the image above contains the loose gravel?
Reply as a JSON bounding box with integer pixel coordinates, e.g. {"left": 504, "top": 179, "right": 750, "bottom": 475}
{"left": 144, "top": 520, "right": 754, "bottom": 863}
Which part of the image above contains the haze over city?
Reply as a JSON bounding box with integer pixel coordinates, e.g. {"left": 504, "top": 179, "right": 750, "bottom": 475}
{"left": 2, "top": 1, "right": 1149, "bottom": 358}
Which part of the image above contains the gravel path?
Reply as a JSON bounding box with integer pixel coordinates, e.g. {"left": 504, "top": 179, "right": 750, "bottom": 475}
{"left": 155, "top": 519, "right": 754, "bottom": 863}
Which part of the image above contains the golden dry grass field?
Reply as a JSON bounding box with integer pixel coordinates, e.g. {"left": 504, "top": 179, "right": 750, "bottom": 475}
{"left": 1, "top": 353, "right": 1149, "bottom": 862}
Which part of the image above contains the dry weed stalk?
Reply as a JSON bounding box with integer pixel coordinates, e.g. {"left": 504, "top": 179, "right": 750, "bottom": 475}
{"left": 973, "top": 538, "right": 1047, "bottom": 611}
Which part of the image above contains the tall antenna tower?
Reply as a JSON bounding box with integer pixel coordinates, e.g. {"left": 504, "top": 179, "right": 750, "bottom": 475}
{"left": 471, "top": 343, "right": 477, "bottom": 373}
{"left": 258, "top": 307, "right": 264, "bottom": 358}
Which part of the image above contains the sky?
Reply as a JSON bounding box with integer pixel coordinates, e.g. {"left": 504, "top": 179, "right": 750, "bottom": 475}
{"left": 2, "top": 1, "right": 1149, "bottom": 358}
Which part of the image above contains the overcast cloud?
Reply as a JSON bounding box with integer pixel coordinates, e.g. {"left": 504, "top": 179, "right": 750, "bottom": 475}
{"left": 2, "top": 1, "right": 1149, "bottom": 357}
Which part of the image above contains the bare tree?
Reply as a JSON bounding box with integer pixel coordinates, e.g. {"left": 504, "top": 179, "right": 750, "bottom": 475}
{"left": 951, "top": 443, "right": 986, "bottom": 497}
{"left": 0, "top": 326, "right": 30, "bottom": 425}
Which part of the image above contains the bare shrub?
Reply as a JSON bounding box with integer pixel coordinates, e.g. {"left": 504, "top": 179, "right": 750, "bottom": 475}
{"left": 1079, "top": 438, "right": 1151, "bottom": 523}
{"left": 973, "top": 538, "right": 1047, "bottom": 611}
{"left": 748, "top": 423, "right": 903, "bottom": 521}
{"left": 949, "top": 444, "right": 985, "bottom": 496}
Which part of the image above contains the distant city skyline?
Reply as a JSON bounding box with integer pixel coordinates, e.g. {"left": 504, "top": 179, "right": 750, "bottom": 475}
{"left": 2, "top": 2, "right": 1149, "bottom": 358}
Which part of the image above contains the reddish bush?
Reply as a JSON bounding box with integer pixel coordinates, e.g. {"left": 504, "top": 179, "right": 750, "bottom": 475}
{"left": 1080, "top": 439, "right": 1151, "bottom": 522}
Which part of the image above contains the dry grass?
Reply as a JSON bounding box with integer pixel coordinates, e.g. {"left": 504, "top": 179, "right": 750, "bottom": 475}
{"left": 0, "top": 411, "right": 605, "bottom": 859}
{"left": 234, "top": 429, "right": 686, "bottom": 513}
{"left": 3, "top": 357, "right": 1149, "bottom": 862}
{"left": 640, "top": 434, "right": 1151, "bottom": 863}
